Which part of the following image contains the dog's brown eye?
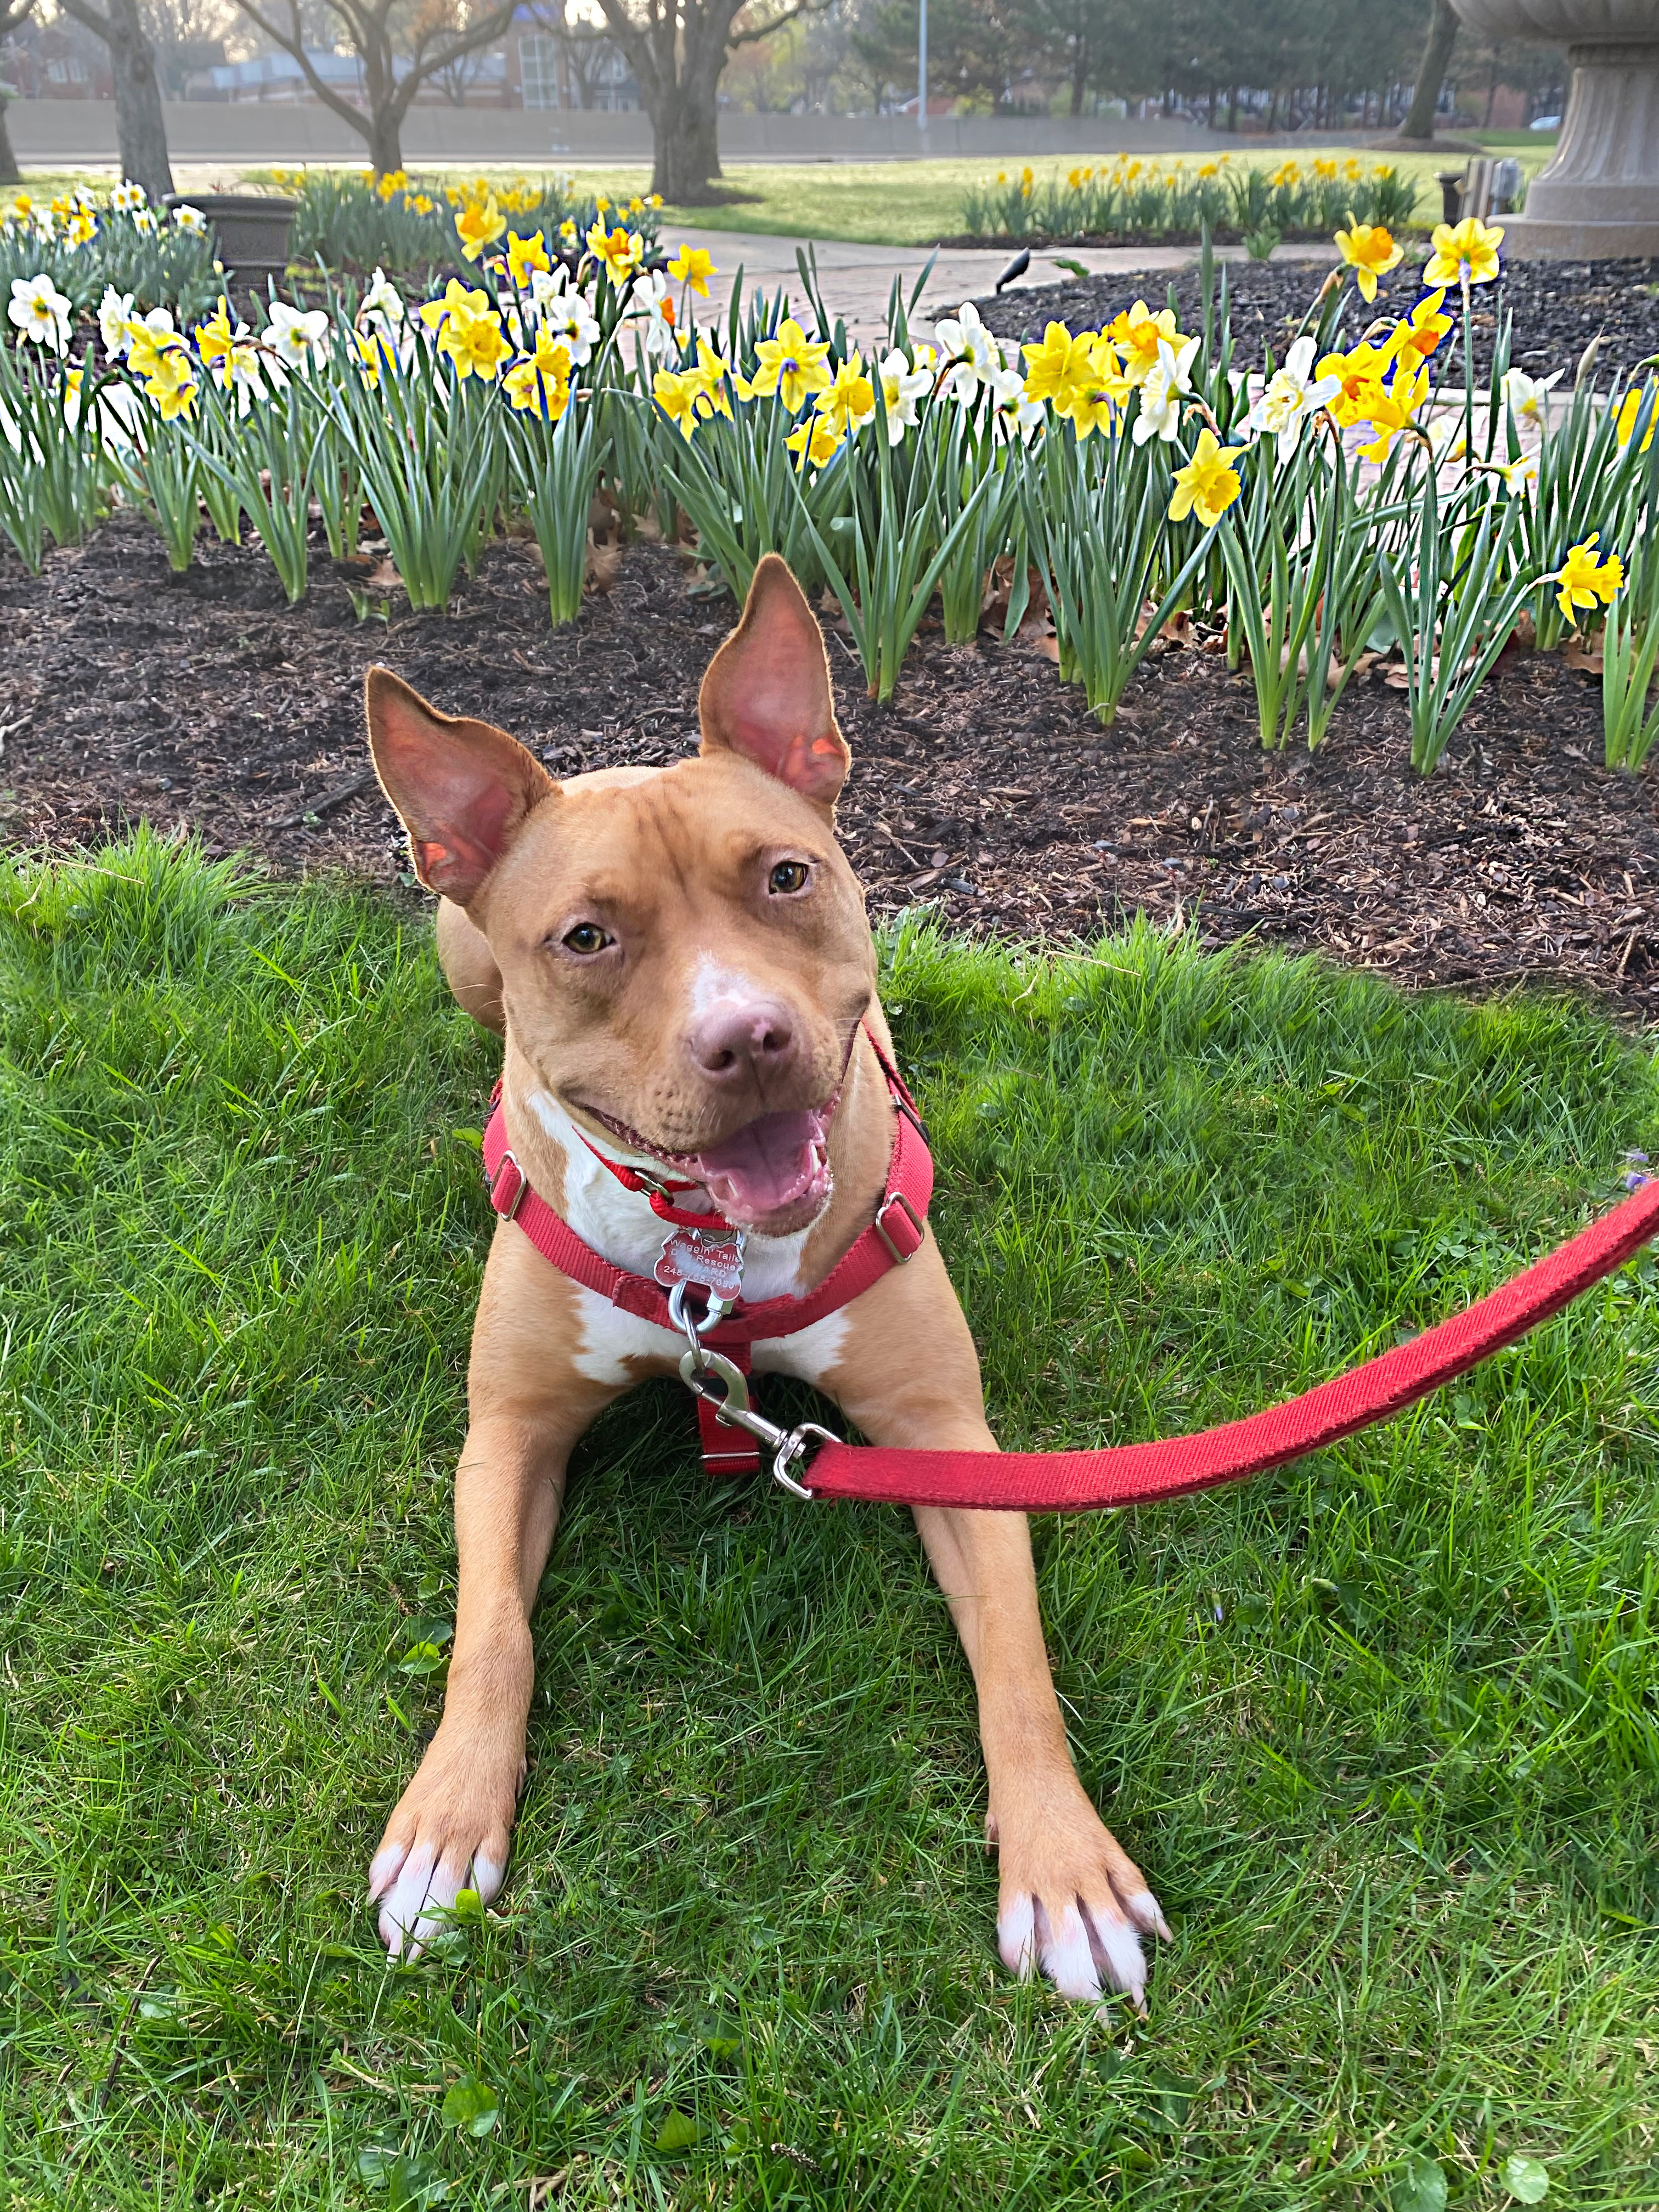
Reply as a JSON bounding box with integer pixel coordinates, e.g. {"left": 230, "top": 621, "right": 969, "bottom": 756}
{"left": 562, "top": 922, "right": 612, "bottom": 955}
{"left": 768, "top": 861, "right": 810, "bottom": 895}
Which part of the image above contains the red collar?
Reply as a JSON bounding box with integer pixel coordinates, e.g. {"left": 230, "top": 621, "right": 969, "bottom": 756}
{"left": 480, "top": 1025, "right": 932, "bottom": 1351}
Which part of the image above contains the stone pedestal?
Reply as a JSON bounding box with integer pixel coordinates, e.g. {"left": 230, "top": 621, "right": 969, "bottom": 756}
{"left": 1451, "top": 0, "right": 1659, "bottom": 258}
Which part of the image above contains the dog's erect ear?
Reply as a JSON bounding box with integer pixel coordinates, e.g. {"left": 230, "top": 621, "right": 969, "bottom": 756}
{"left": 365, "top": 667, "right": 554, "bottom": 905}
{"left": 698, "top": 554, "right": 850, "bottom": 806}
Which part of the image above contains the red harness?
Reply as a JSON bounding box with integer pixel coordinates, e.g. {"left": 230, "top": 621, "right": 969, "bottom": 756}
{"left": 481, "top": 1031, "right": 930, "bottom": 1473}
{"left": 482, "top": 1051, "right": 1659, "bottom": 1513}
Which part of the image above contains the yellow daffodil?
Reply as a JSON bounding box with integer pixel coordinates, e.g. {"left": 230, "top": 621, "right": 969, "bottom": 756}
{"left": 814, "top": 351, "right": 876, "bottom": 437}
{"left": 1060, "top": 338, "right": 1131, "bottom": 438}
{"left": 650, "top": 193, "right": 663, "bottom": 209}
{"left": 749, "top": 315, "right": 832, "bottom": 414}
{"left": 410, "top": 194, "right": 435, "bottom": 215}
{"left": 1355, "top": 352, "right": 1427, "bottom": 463}
{"left": 1333, "top": 216, "right": 1403, "bottom": 303}
{"left": 354, "top": 329, "right": 396, "bottom": 387}
{"left": 1615, "top": 383, "right": 1657, "bottom": 452}
{"left": 685, "top": 338, "right": 732, "bottom": 422}
{"left": 438, "top": 306, "right": 511, "bottom": 381}
{"left": 1390, "top": 287, "right": 1453, "bottom": 366}
{"left": 1169, "top": 428, "right": 1244, "bottom": 527}
{"left": 506, "top": 229, "right": 550, "bottom": 288}
{"left": 668, "top": 242, "right": 715, "bottom": 295}
{"left": 456, "top": 193, "right": 507, "bottom": 262}
{"left": 144, "top": 348, "right": 199, "bottom": 421}
{"left": 654, "top": 366, "right": 706, "bottom": 441}
{"left": 1554, "top": 534, "right": 1623, "bottom": 623}
{"left": 420, "top": 278, "right": 490, "bottom": 336}
{"left": 595, "top": 194, "right": 610, "bottom": 215}
{"left": 193, "top": 298, "right": 235, "bottom": 366}
{"left": 125, "top": 321, "right": 185, "bottom": 379}
{"left": 1108, "top": 300, "right": 1179, "bottom": 387}
{"left": 785, "top": 415, "right": 842, "bottom": 470}
{"left": 503, "top": 327, "right": 572, "bottom": 419}
{"left": 1424, "top": 215, "right": 1503, "bottom": 287}
{"left": 1020, "top": 319, "right": 1097, "bottom": 412}
{"left": 586, "top": 219, "right": 644, "bottom": 286}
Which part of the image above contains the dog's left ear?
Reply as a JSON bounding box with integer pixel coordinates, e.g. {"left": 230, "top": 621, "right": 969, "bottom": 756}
{"left": 698, "top": 554, "right": 850, "bottom": 806}
{"left": 365, "top": 667, "right": 554, "bottom": 905}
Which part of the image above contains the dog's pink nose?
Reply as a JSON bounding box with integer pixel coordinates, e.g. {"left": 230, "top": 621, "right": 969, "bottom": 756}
{"left": 689, "top": 998, "right": 798, "bottom": 1081}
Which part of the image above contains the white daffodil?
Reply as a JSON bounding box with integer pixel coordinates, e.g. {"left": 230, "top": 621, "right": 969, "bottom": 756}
{"left": 988, "top": 362, "right": 1045, "bottom": 443}
{"left": 1131, "top": 333, "right": 1200, "bottom": 447}
{"left": 111, "top": 180, "right": 148, "bottom": 215}
{"left": 627, "top": 268, "right": 677, "bottom": 358}
{"left": 132, "top": 205, "right": 157, "bottom": 235}
{"left": 1244, "top": 334, "right": 1342, "bottom": 461}
{"left": 532, "top": 273, "right": 600, "bottom": 368}
{"left": 98, "top": 284, "right": 137, "bottom": 358}
{"left": 1495, "top": 452, "right": 1539, "bottom": 498}
{"left": 1499, "top": 365, "right": 1562, "bottom": 425}
{"left": 8, "top": 272, "right": 72, "bottom": 354}
{"left": 1428, "top": 415, "right": 1468, "bottom": 462}
{"left": 63, "top": 365, "right": 84, "bottom": 431}
{"left": 171, "top": 202, "right": 208, "bottom": 235}
{"left": 263, "top": 299, "right": 331, "bottom": 375}
{"left": 932, "top": 301, "right": 1003, "bottom": 405}
{"left": 359, "top": 266, "right": 406, "bottom": 335}
{"left": 876, "top": 347, "right": 931, "bottom": 445}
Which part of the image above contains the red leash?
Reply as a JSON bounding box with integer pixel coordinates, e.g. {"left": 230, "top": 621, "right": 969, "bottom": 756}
{"left": 480, "top": 1053, "right": 1659, "bottom": 1514}
{"left": 797, "top": 1173, "right": 1659, "bottom": 1512}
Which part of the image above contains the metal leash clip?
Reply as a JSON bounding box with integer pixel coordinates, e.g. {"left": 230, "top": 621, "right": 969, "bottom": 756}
{"left": 667, "top": 1278, "right": 838, "bottom": 1500}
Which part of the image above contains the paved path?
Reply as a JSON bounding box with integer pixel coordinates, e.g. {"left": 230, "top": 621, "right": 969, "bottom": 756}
{"left": 663, "top": 227, "right": 1342, "bottom": 345}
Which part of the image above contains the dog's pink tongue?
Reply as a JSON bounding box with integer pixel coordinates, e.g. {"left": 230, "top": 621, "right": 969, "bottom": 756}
{"left": 695, "top": 1110, "right": 825, "bottom": 1226}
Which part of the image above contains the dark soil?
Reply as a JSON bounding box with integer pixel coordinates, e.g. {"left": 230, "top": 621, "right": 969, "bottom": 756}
{"left": 976, "top": 256, "right": 1659, "bottom": 387}
{"left": 3, "top": 511, "right": 1658, "bottom": 1018}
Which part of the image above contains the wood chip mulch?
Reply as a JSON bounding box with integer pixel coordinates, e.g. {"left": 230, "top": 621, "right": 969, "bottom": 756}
{"left": 3, "top": 512, "right": 1657, "bottom": 1021}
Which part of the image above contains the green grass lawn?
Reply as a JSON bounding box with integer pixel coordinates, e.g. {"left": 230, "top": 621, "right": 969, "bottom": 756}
{"left": 22, "top": 140, "right": 1555, "bottom": 250}
{"left": 3, "top": 832, "right": 1657, "bottom": 2207}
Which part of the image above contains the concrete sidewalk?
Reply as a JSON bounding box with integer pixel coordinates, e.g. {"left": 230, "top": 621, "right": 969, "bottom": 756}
{"left": 653, "top": 228, "right": 1342, "bottom": 345}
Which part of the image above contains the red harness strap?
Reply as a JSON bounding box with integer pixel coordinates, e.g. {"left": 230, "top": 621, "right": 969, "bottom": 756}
{"left": 480, "top": 1030, "right": 933, "bottom": 1472}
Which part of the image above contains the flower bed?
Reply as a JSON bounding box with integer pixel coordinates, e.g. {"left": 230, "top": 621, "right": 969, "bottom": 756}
{"left": 958, "top": 154, "right": 1422, "bottom": 247}
{"left": 2, "top": 195, "right": 1658, "bottom": 996}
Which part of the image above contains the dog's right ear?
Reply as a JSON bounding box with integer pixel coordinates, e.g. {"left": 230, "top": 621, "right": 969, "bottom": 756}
{"left": 365, "top": 668, "right": 554, "bottom": 905}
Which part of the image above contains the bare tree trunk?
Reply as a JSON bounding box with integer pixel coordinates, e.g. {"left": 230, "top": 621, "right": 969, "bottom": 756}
{"left": 648, "top": 74, "right": 723, "bottom": 200}
{"left": 0, "top": 100, "right": 18, "bottom": 186}
{"left": 1400, "top": 0, "right": 1458, "bottom": 141}
{"left": 1070, "top": 41, "right": 1086, "bottom": 118}
{"left": 60, "top": 0, "right": 174, "bottom": 200}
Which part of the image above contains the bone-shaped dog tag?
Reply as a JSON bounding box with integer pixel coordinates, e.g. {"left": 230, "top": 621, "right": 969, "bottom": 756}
{"left": 654, "top": 1226, "right": 745, "bottom": 1304}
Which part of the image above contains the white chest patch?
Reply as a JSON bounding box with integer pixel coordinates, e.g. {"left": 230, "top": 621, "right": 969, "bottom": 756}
{"left": 567, "top": 1285, "right": 850, "bottom": 1395}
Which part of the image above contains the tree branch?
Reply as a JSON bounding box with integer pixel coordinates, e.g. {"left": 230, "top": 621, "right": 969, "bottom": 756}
{"left": 391, "top": 0, "right": 519, "bottom": 115}
{"left": 231, "top": 0, "right": 375, "bottom": 134}
{"left": 727, "top": 0, "right": 830, "bottom": 49}
{"left": 0, "top": 0, "right": 37, "bottom": 42}
{"left": 58, "top": 0, "right": 116, "bottom": 43}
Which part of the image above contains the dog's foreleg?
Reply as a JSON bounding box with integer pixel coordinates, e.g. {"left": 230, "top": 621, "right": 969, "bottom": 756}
{"left": 827, "top": 1246, "right": 1170, "bottom": 2012}
{"left": 369, "top": 1235, "right": 619, "bottom": 1956}
{"left": 436, "top": 897, "right": 506, "bottom": 1036}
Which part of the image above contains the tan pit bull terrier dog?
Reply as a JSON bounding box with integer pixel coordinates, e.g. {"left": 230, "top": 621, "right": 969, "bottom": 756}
{"left": 363, "top": 554, "right": 1171, "bottom": 2010}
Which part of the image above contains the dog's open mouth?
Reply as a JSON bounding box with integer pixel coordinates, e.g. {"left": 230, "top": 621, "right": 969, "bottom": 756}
{"left": 589, "top": 1097, "right": 838, "bottom": 1233}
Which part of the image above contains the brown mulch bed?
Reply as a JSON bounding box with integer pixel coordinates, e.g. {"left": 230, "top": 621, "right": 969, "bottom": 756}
{"left": 3, "top": 511, "right": 1658, "bottom": 1019}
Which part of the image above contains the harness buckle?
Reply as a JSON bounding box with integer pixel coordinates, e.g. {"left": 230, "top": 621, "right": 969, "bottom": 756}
{"left": 489, "top": 1151, "right": 528, "bottom": 1222}
{"left": 873, "top": 1190, "right": 925, "bottom": 1265}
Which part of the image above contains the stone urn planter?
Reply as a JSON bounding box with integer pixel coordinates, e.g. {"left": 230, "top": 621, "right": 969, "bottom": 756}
{"left": 1450, "top": 0, "right": 1659, "bottom": 256}
{"left": 164, "top": 192, "right": 298, "bottom": 296}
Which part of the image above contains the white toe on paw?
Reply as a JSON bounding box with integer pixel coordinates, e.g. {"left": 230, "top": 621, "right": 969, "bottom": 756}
{"left": 368, "top": 1838, "right": 409, "bottom": 1903}
{"left": 1081, "top": 1900, "right": 1147, "bottom": 2004}
{"left": 470, "top": 1849, "right": 507, "bottom": 1906}
{"left": 376, "top": 1841, "right": 437, "bottom": 1957}
{"left": 1127, "top": 1888, "right": 1173, "bottom": 1942}
{"left": 997, "top": 1891, "right": 1036, "bottom": 1979}
{"left": 1034, "top": 1899, "right": 1104, "bottom": 2005}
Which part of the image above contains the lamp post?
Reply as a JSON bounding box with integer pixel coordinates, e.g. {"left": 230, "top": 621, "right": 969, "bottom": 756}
{"left": 918, "top": 0, "right": 928, "bottom": 133}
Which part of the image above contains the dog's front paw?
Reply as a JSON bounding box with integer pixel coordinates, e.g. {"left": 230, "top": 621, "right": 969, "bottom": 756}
{"left": 991, "top": 1788, "right": 1171, "bottom": 2015}
{"left": 368, "top": 1728, "right": 522, "bottom": 1960}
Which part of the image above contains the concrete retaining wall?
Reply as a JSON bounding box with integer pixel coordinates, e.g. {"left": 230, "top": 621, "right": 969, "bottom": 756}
{"left": 7, "top": 97, "right": 1220, "bottom": 167}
